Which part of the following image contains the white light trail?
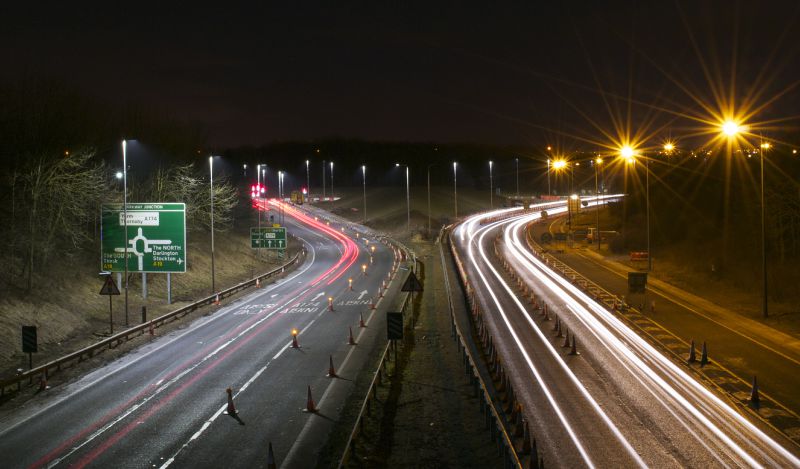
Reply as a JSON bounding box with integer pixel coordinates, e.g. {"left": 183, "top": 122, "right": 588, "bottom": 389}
{"left": 465, "top": 207, "right": 646, "bottom": 468}
{"left": 459, "top": 201, "right": 800, "bottom": 467}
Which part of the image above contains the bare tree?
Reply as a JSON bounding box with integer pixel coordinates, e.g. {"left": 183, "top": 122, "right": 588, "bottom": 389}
{"left": 17, "top": 149, "right": 107, "bottom": 291}
{"left": 135, "top": 163, "right": 238, "bottom": 232}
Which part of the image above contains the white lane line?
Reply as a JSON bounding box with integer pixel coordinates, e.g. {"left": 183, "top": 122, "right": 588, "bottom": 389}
{"left": 41, "top": 243, "right": 318, "bottom": 467}
{"left": 467, "top": 217, "right": 599, "bottom": 469}
{"left": 0, "top": 241, "right": 317, "bottom": 441}
{"left": 160, "top": 362, "right": 274, "bottom": 468}
{"left": 507, "top": 215, "right": 798, "bottom": 467}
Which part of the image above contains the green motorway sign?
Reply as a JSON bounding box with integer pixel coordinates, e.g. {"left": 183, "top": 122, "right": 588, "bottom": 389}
{"left": 251, "top": 227, "right": 287, "bottom": 249}
{"left": 101, "top": 203, "right": 187, "bottom": 273}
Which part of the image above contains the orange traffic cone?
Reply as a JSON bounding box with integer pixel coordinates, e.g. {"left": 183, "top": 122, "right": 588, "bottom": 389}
{"left": 256, "top": 278, "right": 261, "bottom": 288}
{"left": 370, "top": 297, "right": 376, "bottom": 310}
{"left": 327, "top": 355, "right": 337, "bottom": 378}
{"left": 225, "top": 388, "right": 237, "bottom": 415}
{"left": 291, "top": 330, "right": 299, "bottom": 348}
{"left": 149, "top": 322, "right": 155, "bottom": 336}
{"left": 562, "top": 330, "right": 570, "bottom": 348}
{"left": 306, "top": 385, "right": 317, "bottom": 412}
{"left": 348, "top": 327, "right": 357, "bottom": 345}
{"left": 359, "top": 312, "right": 366, "bottom": 328}
{"left": 267, "top": 442, "right": 277, "bottom": 469}
{"left": 214, "top": 293, "right": 221, "bottom": 305}
{"left": 687, "top": 340, "right": 696, "bottom": 364}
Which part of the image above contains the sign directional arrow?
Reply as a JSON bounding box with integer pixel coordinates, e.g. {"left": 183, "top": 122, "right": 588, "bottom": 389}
{"left": 358, "top": 290, "right": 368, "bottom": 300}
{"left": 312, "top": 292, "right": 325, "bottom": 302}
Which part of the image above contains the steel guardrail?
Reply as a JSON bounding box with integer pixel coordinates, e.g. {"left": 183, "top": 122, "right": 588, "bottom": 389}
{"left": 445, "top": 226, "right": 525, "bottom": 468}
{"left": 1, "top": 250, "right": 304, "bottom": 396}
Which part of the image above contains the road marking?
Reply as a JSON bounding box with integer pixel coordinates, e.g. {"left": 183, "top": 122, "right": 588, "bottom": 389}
{"left": 0, "top": 243, "right": 318, "bottom": 443}
{"left": 571, "top": 250, "right": 800, "bottom": 368}
{"left": 160, "top": 363, "right": 274, "bottom": 468}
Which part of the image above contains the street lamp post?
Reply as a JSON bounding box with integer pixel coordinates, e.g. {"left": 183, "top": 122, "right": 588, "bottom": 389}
{"left": 453, "top": 162, "right": 458, "bottom": 218}
{"left": 209, "top": 156, "right": 216, "bottom": 293}
{"left": 760, "top": 139, "right": 770, "bottom": 317}
{"left": 279, "top": 171, "right": 285, "bottom": 225}
{"left": 362, "top": 165, "right": 367, "bottom": 224}
{"left": 122, "top": 140, "right": 129, "bottom": 326}
{"left": 547, "top": 159, "right": 551, "bottom": 195}
{"left": 489, "top": 160, "right": 494, "bottom": 208}
{"left": 305, "top": 160, "right": 310, "bottom": 197}
{"left": 594, "top": 157, "right": 603, "bottom": 250}
{"left": 322, "top": 160, "right": 326, "bottom": 200}
{"left": 330, "top": 161, "right": 334, "bottom": 201}
{"left": 646, "top": 156, "right": 651, "bottom": 271}
{"left": 621, "top": 145, "right": 651, "bottom": 271}
{"left": 547, "top": 145, "right": 552, "bottom": 195}
{"left": 395, "top": 163, "right": 410, "bottom": 232}
{"left": 427, "top": 164, "right": 436, "bottom": 237}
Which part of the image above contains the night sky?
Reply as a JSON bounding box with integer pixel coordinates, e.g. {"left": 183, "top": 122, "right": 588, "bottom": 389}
{"left": 3, "top": 1, "right": 799, "bottom": 148}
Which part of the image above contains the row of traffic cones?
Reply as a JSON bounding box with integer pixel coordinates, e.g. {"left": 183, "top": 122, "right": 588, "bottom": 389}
{"left": 290, "top": 326, "right": 358, "bottom": 349}
{"left": 686, "top": 339, "right": 709, "bottom": 366}
{"left": 687, "top": 340, "right": 761, "bottom": 408}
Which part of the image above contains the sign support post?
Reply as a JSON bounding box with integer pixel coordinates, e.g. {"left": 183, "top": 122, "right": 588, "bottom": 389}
{"left": 99, "top": 273, "right": 121, "bottom": 335}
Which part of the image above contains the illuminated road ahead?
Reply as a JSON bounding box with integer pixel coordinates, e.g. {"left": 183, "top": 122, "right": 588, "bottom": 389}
{"left": 452, "top": 202, "right": 800, "bottom": 468}
{"left": 0, "top": 201, "right": 402, "bottom": 468}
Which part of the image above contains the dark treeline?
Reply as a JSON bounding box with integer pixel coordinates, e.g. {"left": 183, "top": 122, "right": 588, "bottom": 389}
{"left": 2, "top": 78, "right": 800, "bottom": 301}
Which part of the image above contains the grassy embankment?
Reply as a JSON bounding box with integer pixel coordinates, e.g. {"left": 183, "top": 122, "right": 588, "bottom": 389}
{"left": 0, "top": 220, "right": 290, "bottom": 379}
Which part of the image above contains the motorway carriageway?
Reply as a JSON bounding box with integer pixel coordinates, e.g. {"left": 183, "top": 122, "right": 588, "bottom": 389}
{"left": 452, "top": 201, "right": 800, "bottom": 468}
{"left": 0, "top": 200, "right": 403, "bottom": 468}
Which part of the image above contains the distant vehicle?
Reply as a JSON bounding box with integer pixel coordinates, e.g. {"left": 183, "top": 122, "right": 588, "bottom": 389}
{"left": 587, "top": 227, "right": 618, "bottom": 243}
{"left": 290, "top": 190, "right": 304, "bottom": 205}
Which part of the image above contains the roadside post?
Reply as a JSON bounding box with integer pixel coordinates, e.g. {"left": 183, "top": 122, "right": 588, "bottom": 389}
{"left": 387, "top": 312, "right": 403, "bottom": 364}
{"left": 21, "top": 326, "right": 37, "bottom": 373}
{"left": 99, "top": 272, "right": 121, "bottom": 334}
{"left": 401, "top": 271, "right": 424, "bottom": 327}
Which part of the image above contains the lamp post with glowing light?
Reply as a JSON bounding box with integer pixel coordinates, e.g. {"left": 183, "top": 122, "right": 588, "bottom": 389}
{"left": 361, "top": 165, "right": 367, "bottom": 224}
{"left": 489, "top": 160, "right": 494, "bottom": 208}
{"left": 620, "top": 145, "right": 651, "bottom": 271}
{"left": 305, "top": 160, "right": 310, "bottom": 198}
{"left": 546, "top": 146, "right": 552, "bottom": 195}
{"left": 209, "top": 156, "right": 217, "bottom": 292}
{"left": 122, "top": 140, "right": 129, "bottom": 326}
{"left": 551, "top": 159, "right": 567, "bottom": 195}
{"left": 594, "top": 157, "right": 603, "bottom": 250}
{"left": 721, "top": 120, "right": 768, "bottom": 318}
{"left": 329, "top": 161, "right": 334, "bottom": 201}
{"left": 760, "top": 139, "right": 769, "bottom": 318}
{"left": 395, "top": 163, "right": 410, "bottom": 232}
